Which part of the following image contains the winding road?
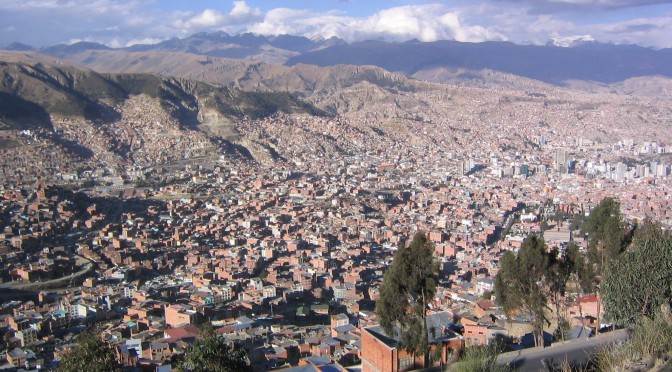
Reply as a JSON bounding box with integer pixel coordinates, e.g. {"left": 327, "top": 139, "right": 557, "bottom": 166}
{"left": 0, "top": 255, "right": 94, "bottom": 291}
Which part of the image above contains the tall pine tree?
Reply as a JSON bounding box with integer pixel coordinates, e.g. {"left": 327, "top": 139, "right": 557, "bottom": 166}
{"left": 376, "top": 231, "right": 440, "bottom": 366}
{"left": 495, "top": 236, "right": 550, "bottom": 347}
{"left": 57, "top": 333, "right": 118, "bottom": 372}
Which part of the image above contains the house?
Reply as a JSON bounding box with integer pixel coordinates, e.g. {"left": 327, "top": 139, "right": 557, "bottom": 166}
{"left": 163, "top": 324, "right": 200, "bottom": 343}
{"left": 311, "top": 304, "right": 330, "bottom": 315}
{"left": 463, "top": 323, "right": 509, "bottom": 346}
{"left": 165, "top": 304, "right": 197, "bottom": 327}
{"left": 115, "top": 344, "right": 140, "bottom": 366}
{"left": 565, "top": 294, "right": 602, "bottom": 323}
{"left": 361, "top": 311, "right": 464, "bottom": 372}
{"left": 149, "top": 342, "right": 171, "bottom": 361}
{"left": 475, "top": 278, "right": 494, "bottom": 296}
{"left": 474, "top": 301, "right": 498, "bottom": 318}
{"left": 331, "top": 313, "right": 350, "bottom": 329}
{"left": 6, "top": 347, "right": 27, "bottom": 368}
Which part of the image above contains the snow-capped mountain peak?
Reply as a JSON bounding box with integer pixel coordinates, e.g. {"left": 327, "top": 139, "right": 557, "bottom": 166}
{"left": 548, "top": 35, "right": 596, "bottom": 47}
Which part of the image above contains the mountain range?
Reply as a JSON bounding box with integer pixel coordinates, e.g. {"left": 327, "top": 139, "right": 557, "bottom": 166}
{"left": 287, "top": 40, "right": 672, "bottom": 85}
{"left": 6, "top": 32, "right": 346, "bottom": 65}
{"left": 4, "top": 32, "right": 672, "bottom": 86}
{"left": 2, "top": 32, "right": 672, "bottom": 177}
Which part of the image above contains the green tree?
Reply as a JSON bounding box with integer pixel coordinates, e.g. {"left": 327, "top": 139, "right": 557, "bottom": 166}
{"left": 601, "top": 220, "right": 672, "bottom": 325}
{"left": 565, "top": 243, "right": 596, "bottom": 295}
{"left": 376, "top": 231, "right": 440, "bottom": 366}
{"left": 495, "top": 236, "right": 550, "bottom": 347}
{"left": 583, "top": 197, "right": 630, "bottom": 263}
{"left": 175, "top": 323, "right": 251, "bottom": 372}
{"left": 568, "top": 213, "right": 586, "bottom": 232}
{"left": 546, "top": 247, "right": 572, "bottom": 331}
{"left": 58, "top": 333, "right": 118, "bottom": 372}
{"left": 546, "top": 243, "right": 597, "bottom": 341}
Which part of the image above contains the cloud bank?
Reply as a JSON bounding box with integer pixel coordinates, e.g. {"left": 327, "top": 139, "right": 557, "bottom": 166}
{"left": 494, "top": 0, "right": 672, "bottom": 13}
{"left": 0, "top": 0, "right": 670, "bottom": 48}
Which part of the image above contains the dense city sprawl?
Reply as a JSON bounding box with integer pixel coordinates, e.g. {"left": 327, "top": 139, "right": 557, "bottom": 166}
{"left": 1, "top": 84, "right": 671, "bottom": 371}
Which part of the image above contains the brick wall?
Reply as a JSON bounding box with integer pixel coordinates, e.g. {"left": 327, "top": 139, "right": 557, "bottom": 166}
{"left": 361, "top": 328, "right": 395, "bottom": 372}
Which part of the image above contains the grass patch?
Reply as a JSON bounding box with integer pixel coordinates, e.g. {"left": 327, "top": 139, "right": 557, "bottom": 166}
{"left": 448, "top": 346, "right": 511, "bottom": 372}
{"left": 593, "top": 305, "right": 672, "bottom": 372}
{"left": 594, "top": 342, "right": 631, "bottom": 372}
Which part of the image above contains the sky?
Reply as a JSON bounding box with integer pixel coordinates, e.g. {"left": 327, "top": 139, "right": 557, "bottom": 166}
{"left": 1, "top": 0, "right": 672, "bottom": 49}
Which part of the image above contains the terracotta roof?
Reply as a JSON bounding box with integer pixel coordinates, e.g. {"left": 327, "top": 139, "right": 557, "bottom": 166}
{"left": 164, "top": 324, "right": 200, "bottom": 342}
{"left": 579, "top": 294, "right": 598, "bottom": 303}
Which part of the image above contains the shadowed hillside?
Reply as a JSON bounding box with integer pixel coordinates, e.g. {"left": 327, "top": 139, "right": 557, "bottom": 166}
{"left": 0, "top": 61, "right": 327, "bottom": 128}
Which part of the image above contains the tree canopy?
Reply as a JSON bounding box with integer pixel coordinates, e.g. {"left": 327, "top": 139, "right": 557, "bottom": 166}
{"left": 376, "top": 231, "right": 440, "bottom": 363}
{"left": 583, "top": 197, "right": 630, "bottom": 262}
{"left": 564, "top": 242, "right": 596, "bottom": 295}
{"left": 495, "top": 236, "right": 551, "bottom": 347}
{"left": 57, "top": 333, "right": 118, "bottom": 372}
{"left": 601, "top": 220, "right": 672, "bottom": 325}
{"left": 175, "top": 323, "right": 251, "bottom": 372}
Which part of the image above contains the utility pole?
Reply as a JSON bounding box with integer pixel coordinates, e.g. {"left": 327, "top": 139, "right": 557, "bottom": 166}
{"left": 596, "top": 241, "right": 604, "bottom": 335}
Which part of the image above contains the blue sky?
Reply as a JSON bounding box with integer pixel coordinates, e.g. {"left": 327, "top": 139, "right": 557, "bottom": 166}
{"left": 1, "top": 0, "right": 671, "bottom": 48}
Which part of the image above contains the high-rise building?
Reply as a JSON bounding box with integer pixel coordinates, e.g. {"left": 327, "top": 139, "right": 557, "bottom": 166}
{"left": 657, "top": 163, "right": 668, "bottom": 177}
{"left": 555, "top": 150, "right": 567, "bottom": 173}
{"left": 615, "top": 163, "right": 627, "bottom": 180}
{"left": 520, "top": 164, "right": 529, "bottom": 177}
{"left": 457, "top": 161, "right": 465, "bottom": 176}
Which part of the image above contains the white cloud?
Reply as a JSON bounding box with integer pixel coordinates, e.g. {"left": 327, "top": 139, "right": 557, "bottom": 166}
{"left": 180, "top": 9, "right": 225, "bottom": 28}
{"left": 124, "top": 37, "right": 164, "bottom": 47}
{"left": 172, "top": 1, "right": 262, "bottom": 31}
{"left": 484, "top": 3, "right": 672, "bottom": 48}
{"left": 68, "top": 37, "right": 95, "bottom": 45}
{"left": 0, "top": 0, "right": 669, "bottom": 49}
{"left": 248, "top": 4, "right": 507, "bottom": 43}
{"left": 494, "top": 0, "right": 672, "bottom": 13}
{"left": 588, "top": 15, "right": 672, "bottom": 47}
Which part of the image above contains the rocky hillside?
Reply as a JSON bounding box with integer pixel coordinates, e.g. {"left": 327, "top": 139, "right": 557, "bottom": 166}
{"left": 0, "top": 61, "right": 331, "bottom": 174}
{"left": 2, "top": 56, "right": 672, "bottom": 183}
{"left": 0, "top": 61, "right": 326, "bottom": 127}
{"left": 28, "top": 50, "right": 420, "bottom": 95}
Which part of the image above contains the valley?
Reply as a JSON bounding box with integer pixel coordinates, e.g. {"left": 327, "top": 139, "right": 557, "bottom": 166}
{"left": 1, "top": 34, "right": 672, "bottom": 372}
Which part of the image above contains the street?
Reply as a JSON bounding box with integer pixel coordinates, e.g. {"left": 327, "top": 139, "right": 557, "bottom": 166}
{"left": 496, "top": 329, "right": 631, "bottom": 371}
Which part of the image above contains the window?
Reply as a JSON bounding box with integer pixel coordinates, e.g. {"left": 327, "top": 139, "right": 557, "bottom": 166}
{"left": 446, "top": 348, "right": 454, "bottom": 361}
{"left": 399, "top": 356, "right": 414, "bottom": 370}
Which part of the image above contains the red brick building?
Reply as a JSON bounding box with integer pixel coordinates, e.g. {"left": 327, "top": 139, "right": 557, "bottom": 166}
{"left": 361, "top": 312, "right": 464, "bottom": 372}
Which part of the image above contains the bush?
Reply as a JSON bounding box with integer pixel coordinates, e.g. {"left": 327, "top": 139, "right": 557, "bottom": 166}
{"left": 601, "top": 221, "right": 672, "bottom": 325}
{"left": 594, "top": 340, "right": 634, "bottom": 372}
{"left": 448, "top": 346, "right": 510, "bottom": 372}
{"left": 593, "top": 305, "right": 672, "bottom": 372}
{"left": 630, "top": 305, "right": 672, "bottom": 360}
{"left": 57, "top": 333, "right": 118, "bottom": 372}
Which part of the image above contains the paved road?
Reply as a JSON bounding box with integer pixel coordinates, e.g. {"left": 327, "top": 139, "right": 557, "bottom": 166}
{"left": 0, "top": 256, "right": 94, "bottom": 290}
{"left": 497, "top": 329, "right": 630, "bottom": 371}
